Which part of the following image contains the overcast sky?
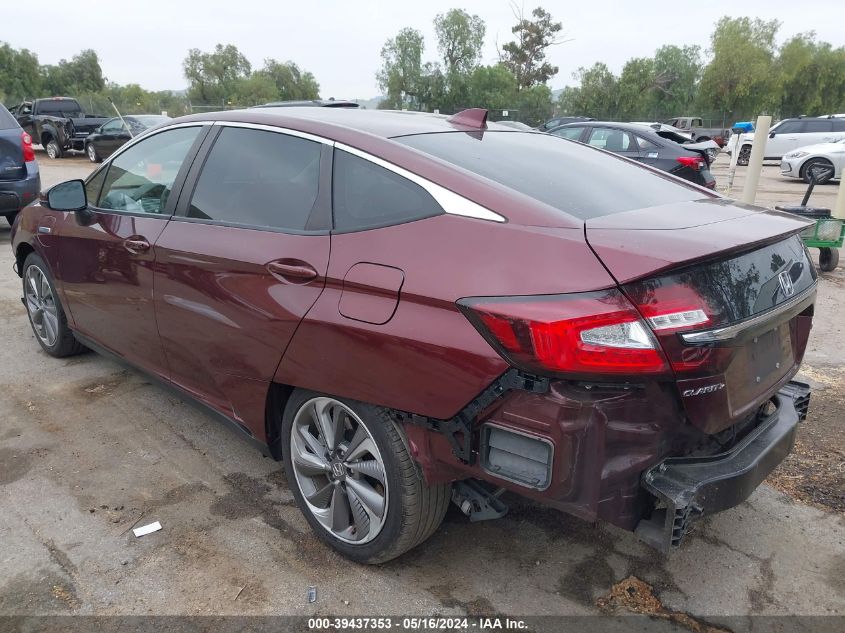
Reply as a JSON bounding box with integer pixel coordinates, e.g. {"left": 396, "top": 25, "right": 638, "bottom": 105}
{"left": 4, "top": 0, "right": 844, "bottom": 99}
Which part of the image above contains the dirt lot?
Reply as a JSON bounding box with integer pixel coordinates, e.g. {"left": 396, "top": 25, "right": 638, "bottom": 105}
{"left": 0, "top": 152, "right": 843, "bottom": 625}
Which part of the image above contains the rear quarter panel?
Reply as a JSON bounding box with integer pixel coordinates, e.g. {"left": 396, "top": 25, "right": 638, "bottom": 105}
{"left": 276, "top": 213, "right": 615, "bottom": 419}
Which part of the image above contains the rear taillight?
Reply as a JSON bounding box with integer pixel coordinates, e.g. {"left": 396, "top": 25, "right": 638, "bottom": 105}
{"left": 21, "top": 132, "right": 35, "bottom": 162}
{"left": 458, "top": 290, "right": 670, "bottom": 377}
{"left": 676, "top": 155, "right": 703, "bottom": 170}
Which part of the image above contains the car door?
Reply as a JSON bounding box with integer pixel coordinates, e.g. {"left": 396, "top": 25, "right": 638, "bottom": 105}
{"left": 766, "top": 120, "right": 803, "bottom": 158}
{"left": 153, "top": 124, "right": 331, "bottom": 432}
{"left": 57, "top": 124, "right": 207, "bottom": 381}
{"left": 98, "top": 118, "right": 127, "bottom": 156}
{"left": 586, "top": 127, "right": 640, "bottom": 160}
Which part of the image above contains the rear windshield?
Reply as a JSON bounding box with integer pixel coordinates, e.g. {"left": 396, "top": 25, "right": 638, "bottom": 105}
{"left": 37, "top": 99, "right": 82, "bottom": 115}
{"left": 0, "top": 105, "right": 18, "bottom": 130}
{"left": 395, "top": 131, "right": 707, "bottom": 219}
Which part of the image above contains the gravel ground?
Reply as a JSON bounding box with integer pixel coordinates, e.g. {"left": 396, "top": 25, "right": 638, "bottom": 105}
{"left": 0, "top": 151, "right": 843, "bottom": 625}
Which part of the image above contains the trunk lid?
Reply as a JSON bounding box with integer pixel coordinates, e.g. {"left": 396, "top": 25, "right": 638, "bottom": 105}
{"left": 586, "top": 200, "right": 817, "bottom": 434}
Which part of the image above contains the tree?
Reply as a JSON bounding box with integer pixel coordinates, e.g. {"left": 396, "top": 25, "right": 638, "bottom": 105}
{"left": 499, "top": 6, "right": 565, "bottom": 90}
{"left": 698, "top": 17, "right": 780, "bottom": 119}
{"left": 0, "top": 43, "right": 41, "bottom": 103}
{"left": 616, "top": 57, "right": 656, "bottom": 120}
{"left": 652, "top": 45, "right": 701, "bottom": 116}
{"left": 259, "top": 59, "right": 320, "bottom": 101}
{"left": 466, "top": 65, "right": 518, "bottom": 110}
{"left": 376, "top": 28, "right": 425, "bottom": 109}
{"left": 516, "top": 84, "right": 554, "bottom": 126}
{"left": 559, "top": 63, "right": 618, "bottom": 119}
{"left": 183, "top": 44, "right": 251, "bottom": 104}
{"left": 433, "top": 9, "right": 486, "bottom": 110}
{"left": 41, "top": 49, "right": 105, "bottom": 96}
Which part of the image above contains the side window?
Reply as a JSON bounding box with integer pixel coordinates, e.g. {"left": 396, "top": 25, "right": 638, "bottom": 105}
{"left": 588, "top": 128, "right": 633, "bottom": 151}
{"left": 775, "top": 121, "right": 802, "bottom": 134}
{"left": 832, "top": 119, "right": 845, "bottom": 132}
{"left": 550, "top": 126, "right": 584, "bottom": 140}
{"left": 97, "top": 126, "right": 201, "bottom": 215}
{"left": 636, "top": 136, "right": 660, "bottom": 150}
{"left": 802, "top": 120, "right": 833, "bottom": 133}
{"left": 102, "top": 119, "right": 124, "bottom": 132}
{"left": 187, "top": 127, "right": 322, "bottom": 231}
{"left": 84, "top": 167, "right": 108, "bottom": 206}
{"left": 332, "top": 150, "right": 443, "bottom": 231}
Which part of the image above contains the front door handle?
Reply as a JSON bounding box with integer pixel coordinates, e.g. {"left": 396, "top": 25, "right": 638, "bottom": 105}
{"left": 123, "top": 238, "right": 151, "bottom": 254}
{"left": 267, "top": 260, "right": 318, "bottom": 282}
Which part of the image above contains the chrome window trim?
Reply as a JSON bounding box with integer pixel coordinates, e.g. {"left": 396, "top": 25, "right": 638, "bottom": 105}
{"left": 335, "top": 142, "right": 506, "bottom": 223}
{"left": 99, "top": 121, "right": 212, "bottom": 164}
{"left": 211, "top": 120, "right": 334, "bottom": 146}
{"left": 680, "top": 283, "right": 816, "bottom": 344}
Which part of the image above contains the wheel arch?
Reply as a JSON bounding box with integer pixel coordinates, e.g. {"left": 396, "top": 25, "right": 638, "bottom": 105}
{"left": 800, "top": 156, "right": 834, "bottom": 179}
{"left": 265, "top": 382, "right": 294, "bottom": 460}
{"left": 15, "top": 242, "right": 36, "bottom": 278}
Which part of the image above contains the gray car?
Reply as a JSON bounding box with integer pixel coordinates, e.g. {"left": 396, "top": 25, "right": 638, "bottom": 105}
{"left": 0, "top": 104, "right": 40, "bottom": 226}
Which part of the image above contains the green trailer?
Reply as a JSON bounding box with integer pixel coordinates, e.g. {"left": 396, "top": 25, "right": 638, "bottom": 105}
{"left": 775, "top": 165, "right": 843, "bottom": 272}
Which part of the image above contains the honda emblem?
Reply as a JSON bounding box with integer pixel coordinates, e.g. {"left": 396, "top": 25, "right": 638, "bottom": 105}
{"left": 778, "top": 271, "right": 795, "bottom": 298}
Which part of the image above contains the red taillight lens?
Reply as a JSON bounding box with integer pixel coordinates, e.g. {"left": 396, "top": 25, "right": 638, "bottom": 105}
{"left": 676, "top": 155, "right": 703, "bottom": 170}
{"left": 21, "top": 132, "right": 35, "bottom": 162}
{"left": 459, "top": 290, "right": 669, "bottom": 376}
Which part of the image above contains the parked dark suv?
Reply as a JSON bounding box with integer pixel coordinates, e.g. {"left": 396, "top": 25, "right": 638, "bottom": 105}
{"left": 11, "top": 107, "right": 815, "bottom": 563}
{"left": 0, "top": 104, "right": 40, "bottom": 226}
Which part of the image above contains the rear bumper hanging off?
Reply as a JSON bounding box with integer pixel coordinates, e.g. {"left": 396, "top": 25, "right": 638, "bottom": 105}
{"left": 635, "top": 380, "right": 811, "bottom": 551}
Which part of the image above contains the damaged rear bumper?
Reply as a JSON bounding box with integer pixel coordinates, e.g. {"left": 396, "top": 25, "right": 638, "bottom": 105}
{"left": 635, "top": 381, "right": 811, "bottom": 551}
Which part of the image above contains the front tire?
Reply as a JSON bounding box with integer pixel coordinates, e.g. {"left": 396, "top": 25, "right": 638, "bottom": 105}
{"left": 282, "top": 390, "right": 450, "bottom": 564}
{"left": 802, "top": 158, "right": 834, "bottom": 184}
{"left": 86, "top": 142, "right": 101, "bottom": 163}
{"left": 22, "top": 253, "right": 86, "bottom": 357}
{"left": 737, "top": 145, "right": 751, "bottom": 166}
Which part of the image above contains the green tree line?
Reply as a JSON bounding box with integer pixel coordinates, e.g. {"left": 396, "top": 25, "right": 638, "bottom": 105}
{"left": 559, "top": 17, "right": 845, "bottom": 123}
{"left": 0, "top": 42, "right": 321, "bottom": 117}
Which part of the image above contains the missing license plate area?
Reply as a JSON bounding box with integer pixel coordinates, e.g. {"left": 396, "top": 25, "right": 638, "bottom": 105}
{"left": 751, "top": 325, "right": 792, "bottom": 382}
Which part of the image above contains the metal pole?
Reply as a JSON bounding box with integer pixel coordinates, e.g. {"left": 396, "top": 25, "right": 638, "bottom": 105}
{"left": 108, "top": 97, "right": 134, "bottom": 138}
{"left": 834, "top": 178, "right": 845, "bottom": 220}
{"left": 741, "top": 115, "right": 772, "bottom": 205}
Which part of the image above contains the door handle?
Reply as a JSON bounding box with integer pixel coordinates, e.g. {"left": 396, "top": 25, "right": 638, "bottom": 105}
{"left": 123, "top": 238, "right": 151, "bottom": 254}
{"left": 267, "top": 260, "right": 318, "bottom": 282}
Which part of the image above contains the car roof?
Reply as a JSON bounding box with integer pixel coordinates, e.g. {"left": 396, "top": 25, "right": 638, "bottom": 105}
{"left": 253, "top": 99, "right": 360, "bottom": 108}
{"left": 556, "top": 121, "right": 658, "bottom": 133}
{"left": 177, "top": 107, "right": 520, "bottom": 140}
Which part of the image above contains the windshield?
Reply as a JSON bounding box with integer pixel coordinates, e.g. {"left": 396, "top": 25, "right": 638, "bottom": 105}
{"left": 395, "top": 131, "right": 708, "bottom": 220}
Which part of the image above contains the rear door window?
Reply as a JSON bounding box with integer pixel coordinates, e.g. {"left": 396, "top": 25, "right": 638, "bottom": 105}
{"left": 187, "top": 127, "right": 322, "bottom": 231}
{"left": 332, "top": 149, "right": 443, "bottom": 231}
{"left": 801, "top": 120, "right": 833, "bottom": 133}
{"left": 550, "top": 126, "right": 584, "bottom": 140}
{"left": 96, "top": 126, "right": 202, "bottom": 214}
{"left": 587, "top": 128, "right": 634, "bottom": 151}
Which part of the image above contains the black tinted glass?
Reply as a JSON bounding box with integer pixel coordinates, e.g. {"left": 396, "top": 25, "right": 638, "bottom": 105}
{"left": 397, "top": 132, "right": 704, "bottom": 220}
{"left": 776, "top": 121, "right": 802, "bottom": 134}
{"left": 802, "top": 120, "right": 833, "bottom": 132}
{"left": 0, "top": 105, "right": 18, "bottom": 130}
{"left": 332, "top": 150, "right": 443, "bottom": 231}
{"left": 38, "top": 100, "right": 82, "bottom": 115}
{"left": 188, "top": 127, "right": 321, "bottom": 231}
{"left": 833, "top": 119, "right": 845, "bottom": 132}
{"left": 85, "top": 167, "right": 108, "bottom": 206}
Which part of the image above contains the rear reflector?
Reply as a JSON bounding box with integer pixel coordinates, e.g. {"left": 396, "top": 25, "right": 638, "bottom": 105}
{"left": 458, "top": 290, "right": 670, "bottom": 377}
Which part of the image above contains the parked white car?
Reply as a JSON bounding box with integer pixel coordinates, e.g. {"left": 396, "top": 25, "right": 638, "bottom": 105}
{"left": 733, "top": 117, "right": 845, "bottom": 165}
{"left": 780, "top": 138, "right": 845, "bottom": 183}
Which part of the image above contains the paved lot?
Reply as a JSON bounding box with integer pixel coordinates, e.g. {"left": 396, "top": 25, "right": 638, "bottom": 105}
{"left": 0, "top": 153, "right": 843, "bottom": 625}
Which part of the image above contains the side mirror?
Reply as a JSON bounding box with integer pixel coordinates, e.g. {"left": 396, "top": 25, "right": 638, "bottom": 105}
{"left": 46, "top": 180, "right": 87, "bottom": 212}
{"left": 769, "top": 132, "right": 776, "bottom": 138}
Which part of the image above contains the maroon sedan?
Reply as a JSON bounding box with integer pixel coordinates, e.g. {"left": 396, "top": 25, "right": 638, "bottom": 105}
{"left": 11, "top": 108, "right": 815, "bottom": 563}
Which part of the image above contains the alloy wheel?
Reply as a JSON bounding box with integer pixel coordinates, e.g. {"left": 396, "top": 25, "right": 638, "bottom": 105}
{"left": 25, "top": 265, "right": 59, "bottom": 347}
{"left": 46, "top": 142, "right": 57, "bottom": 159}
{"left": 290, "top": 397, "right": 388, "bottom": 544}
{"left": 87, "top": 144, "right": 97, "bottom": 162}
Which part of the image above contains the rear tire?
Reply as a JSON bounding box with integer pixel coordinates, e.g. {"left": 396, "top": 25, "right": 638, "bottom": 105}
{"left": 282, "top": 389, "right": 450, "bottom": 564}
{"left": 22, "top": 253, "right": 86, "bottom": 357}
{"left": 802, "top": 158, "right": 835, "bottom": 184}
{"left": 819, "top": 247, "right": 839, "bottom": 272}
{"left": 738, "top": 145, "right": 752, "bottom": 166}
{"left": 44, "top": 138, "right": 63, "bottom": 160}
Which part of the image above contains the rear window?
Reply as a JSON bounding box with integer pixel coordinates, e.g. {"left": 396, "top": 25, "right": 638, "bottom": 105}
{"left": 0, "top": 105, "right": 18, "bottom": 130}
{"left": 37, "top": 99, "right": 82, "bottom": 116}
{"left": 396, "top": 131, "right": 705, "bottom": 220}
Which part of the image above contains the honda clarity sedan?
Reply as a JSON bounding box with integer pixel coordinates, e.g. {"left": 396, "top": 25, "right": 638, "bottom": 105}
{"left": 11, "top": 107, "right": 816, "bottom": 563}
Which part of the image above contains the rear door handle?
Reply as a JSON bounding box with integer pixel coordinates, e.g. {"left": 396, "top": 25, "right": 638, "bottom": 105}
{"left": 123, "top": 238, "right": 151, "bottom": 254}
{"left": 267, "top": 260, "right": 318, "bottom": 282}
